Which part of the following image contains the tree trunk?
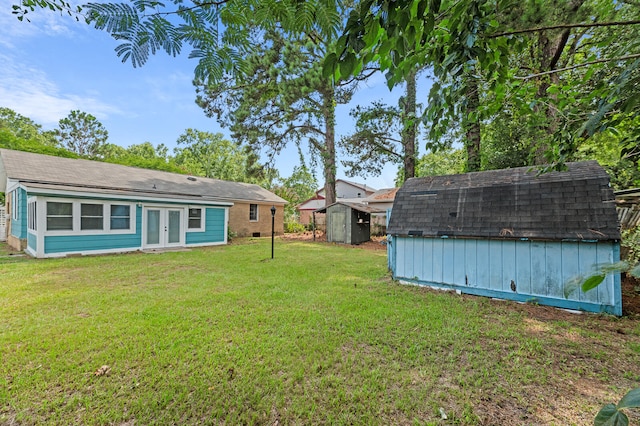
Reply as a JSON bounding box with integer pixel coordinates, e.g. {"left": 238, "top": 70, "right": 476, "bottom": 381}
{"left": 322, "top": 90, "right": 337, "bottom": 205}
{"left": 401, "top": 70, "right": 417, "bottom": 181}
{"left": 464, "top": 74, "right": 481, "bottom": 172}
{"left": 533, "top": 0, "right": 585, "bottom": 163}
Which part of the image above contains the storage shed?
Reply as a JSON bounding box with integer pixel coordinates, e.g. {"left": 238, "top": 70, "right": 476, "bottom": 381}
{"left": 316, "top": 201, "right": 384, "bottom": 245}
{"left": 387, "top": 161, "right": 622, "bottom": 315}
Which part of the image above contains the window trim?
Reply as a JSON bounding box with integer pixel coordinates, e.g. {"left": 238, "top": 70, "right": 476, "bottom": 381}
{"left": 40, "top": 198, "right": 136, "bottom": 236}
{"left": 249, "top": 204, "right": 258, "bottom": 222}
{"left": 11, "top": 190, "right": 19, "bottom": 221}
{"left": 109, "top": 204, "right": 132, "bottom": 231}
{"left": 80, "top": 203, "right": 105, "bottom": 231}
{"left": 28, "top": 200, "right": 37, "bottom": 232}
{"left": 187, "top": 207, "right": 205, "bottom": 232}
{"left": 46, "top": 201, "right": 74, "bottom": 231}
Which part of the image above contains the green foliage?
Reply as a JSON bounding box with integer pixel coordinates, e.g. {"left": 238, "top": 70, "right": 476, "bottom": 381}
{"left": 98, "top": 142, "right": 183, "bottom": 173}
{"left": 55, "top": 110, "right": 109, "bottom": 157}
{"left": 0, "top": 107, "right": 57, "bottom": 147}
{"left": 80, "top": 0, "right": 343, "bottom": 85}
{"left": 594, "top": 388, "right": 640, "bottom": 426}
{"left": 173, "top": 129, "right": 261, "bottom": 182}
{"left": 271, "top": 163, "right": 318, "bottom": 221}
{"left": 0, "top": 108, "right": 76, "bottom": 158}
{"left": 396, "top": 148, "right": 465, "bottom": 185}
{"left": 333, "top": 0, "right": 640, "bottom": 171}
{"left": 622, "top": 227, "right": 640, "bottom": 266}
{"left": 195, "top": 28, "right": 361, "bottom": 204}
{"left": 284, "top": 221, "right": 306, "bottom": 233}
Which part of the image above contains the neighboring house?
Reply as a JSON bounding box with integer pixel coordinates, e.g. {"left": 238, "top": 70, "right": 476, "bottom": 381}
{"left": 363, "top": 187, "right": 398, "bottom": 235}
{"left": 297, "top": 179, "right": 376, "bottom": 226}
{"left": 0, "top": 149, "right": 286, "bottom": 258}
{"left": 387, "top": 161, "right": 622, "bottom": 315}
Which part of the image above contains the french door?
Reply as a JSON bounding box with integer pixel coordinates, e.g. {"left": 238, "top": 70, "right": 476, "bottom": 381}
{"left": 143, "top": 207, "right": 184, "bottom": 249}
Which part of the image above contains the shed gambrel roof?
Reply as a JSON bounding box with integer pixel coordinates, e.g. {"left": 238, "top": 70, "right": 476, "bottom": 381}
{"left": 0, "top": 149, "right": 286, "bottom": 204}
{"left": 388, "top": 161, "right": 620, "bottom": 241}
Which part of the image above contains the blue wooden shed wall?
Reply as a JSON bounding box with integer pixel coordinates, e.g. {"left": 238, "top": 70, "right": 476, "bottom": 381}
{"left": 389, "top": 236, "right": 622, "bottom": 315}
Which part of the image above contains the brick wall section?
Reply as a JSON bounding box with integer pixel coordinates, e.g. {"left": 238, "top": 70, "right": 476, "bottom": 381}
{"left": 388, "top": 161, "right": 620, "bottom": 241}
{"left": 229, "top": 202, "right": 284, "bottom": 237}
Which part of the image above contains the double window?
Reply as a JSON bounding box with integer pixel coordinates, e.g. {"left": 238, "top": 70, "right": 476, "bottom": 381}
{"left": 45, "top": 200, "right": 134, "bottom": 233}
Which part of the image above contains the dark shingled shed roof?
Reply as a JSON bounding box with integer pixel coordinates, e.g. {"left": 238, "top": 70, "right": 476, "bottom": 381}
{"left": 387, "top": 161, "right": 620, "bottom": 241}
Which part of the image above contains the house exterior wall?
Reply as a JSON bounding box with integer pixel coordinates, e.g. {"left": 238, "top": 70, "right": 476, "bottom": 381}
{"left": 389, "top": 236, "right": 622, "bottom": 316}
{"left": 185, "top": 208, "right": 226, "bottom": 245}
{"left": 44, "top": 206, "right": 143, "bottom": 255}
{"left": 228, "top": 202, "right": 284, "bottom": 237}
{"left": 17, "top": 192, "right": 229, "bottom": 258}
{"left": 7, "top": 187, "right": 27, "bottom": 250}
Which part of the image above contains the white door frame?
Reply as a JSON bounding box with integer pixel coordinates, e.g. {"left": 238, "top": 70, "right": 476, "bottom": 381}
{"left": 142, "top": 206, "right": 185, "bottom": 249}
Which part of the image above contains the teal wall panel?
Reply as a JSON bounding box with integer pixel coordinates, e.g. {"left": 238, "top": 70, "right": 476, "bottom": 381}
{"left": 185, "top": 207, "right": 225, "bottom": 245}
{"left": 44, "top": 206, "right": 142, "bottom": 254}
{"left": 392, "top": 237, "right": 622, "bottom": 315}
{"left": 11, "top": 188, "right": 27, "bottom": 239}
{"left": 27, "top": 232, "right": 37, "bottom": 251}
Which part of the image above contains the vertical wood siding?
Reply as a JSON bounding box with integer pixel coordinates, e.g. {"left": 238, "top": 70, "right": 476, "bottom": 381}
{"left": 390, "top": 237, "right": 622, "bottom": 315}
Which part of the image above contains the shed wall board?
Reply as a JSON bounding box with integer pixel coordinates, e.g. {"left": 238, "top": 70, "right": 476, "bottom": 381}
{"left": 390, "top": 236, "right": 621, "bottom": 315}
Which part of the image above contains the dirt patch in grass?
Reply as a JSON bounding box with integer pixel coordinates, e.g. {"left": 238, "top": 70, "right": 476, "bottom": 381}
{"left": 282, "top": 231, "right": 387, "bottom": 251}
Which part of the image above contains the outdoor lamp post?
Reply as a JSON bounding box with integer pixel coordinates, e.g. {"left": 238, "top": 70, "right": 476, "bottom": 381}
{"left": 270, "top": 205, "right": 276, "bottom": 259}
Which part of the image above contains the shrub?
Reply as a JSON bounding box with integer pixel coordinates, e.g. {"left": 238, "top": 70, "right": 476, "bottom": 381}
{"left": 284, "top": 222, "right": 306, "bottom": 234}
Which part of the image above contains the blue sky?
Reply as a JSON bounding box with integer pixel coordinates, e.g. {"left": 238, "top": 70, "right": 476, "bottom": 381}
{"left": 0, "top": 5, "right": 429, "bottom": 190}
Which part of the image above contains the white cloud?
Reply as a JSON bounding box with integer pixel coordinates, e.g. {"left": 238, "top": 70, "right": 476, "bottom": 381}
{"left": 0, "top": 6, "right": 81, "bottom": 49}
{"left": 0, "top": 53, "right": 121, "bottom": 127}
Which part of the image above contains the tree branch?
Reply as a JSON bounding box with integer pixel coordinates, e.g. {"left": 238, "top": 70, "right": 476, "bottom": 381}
{"left": 514, "top": 53, "right": 640, "bottom": 80}
{"left": 489, "top": 20, "right": 640, "bottom": 38}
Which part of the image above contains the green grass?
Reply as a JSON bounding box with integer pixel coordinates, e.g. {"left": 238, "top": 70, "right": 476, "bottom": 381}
{"left": 1, "top": 239, "right": 640, "bottom": 425}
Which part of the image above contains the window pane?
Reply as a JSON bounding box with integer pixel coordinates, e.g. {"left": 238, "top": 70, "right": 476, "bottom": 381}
{"left": 81, "top": 203, "right": 103, "bottom": 216}
{"left": 81, "top": 217, "right": 103, "bottom": 230}
{"left": 188, "top": 208, "right": 202, "bottom": 229}
{"left": 111, "top": 218, "right": 130, "bottom": 230}
{"left": 47, "top": 217, "right": 73, "bottom": 230}
{"left": 47, "top": 202, "right": 72, "bottom": 215}
{"left": 111, "top": 205, "right": 130, "bottom": 217}
{"left": 168, "top": 210, "right": 181, "bottom": 243}
{"left": 146, "top": 210, "right": 160, "bottom": 244}
{"left": 249, "top": 204, "right": 258, "bottom": 221}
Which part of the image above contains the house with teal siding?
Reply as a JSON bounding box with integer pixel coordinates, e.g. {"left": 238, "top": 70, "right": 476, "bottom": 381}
{"left": 0, "top": 149, "right": 286, "bottom": 258}
{"left": 387, "top": 161, "right": 623, "bottom": 316}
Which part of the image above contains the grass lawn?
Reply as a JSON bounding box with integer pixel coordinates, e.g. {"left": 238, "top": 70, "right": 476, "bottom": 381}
{"left": 1, "top": 238, "right": 640, "bottom": 425}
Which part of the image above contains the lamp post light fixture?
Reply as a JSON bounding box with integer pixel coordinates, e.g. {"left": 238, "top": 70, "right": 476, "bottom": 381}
{"left": 270, "top": 205, "right": 276, "bottom": 259}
